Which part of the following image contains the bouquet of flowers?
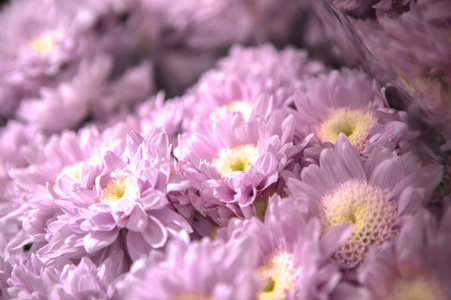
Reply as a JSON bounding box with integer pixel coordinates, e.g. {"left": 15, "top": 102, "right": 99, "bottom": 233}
{"left": 0, "top": 0, "right": 449, "bottom": 299}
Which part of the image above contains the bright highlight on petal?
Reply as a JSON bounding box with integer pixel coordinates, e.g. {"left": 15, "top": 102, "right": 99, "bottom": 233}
{"left": 318, "top": 108, "right": 377, "bottom": 148}
{"left": 99, "top": 169, "right": 139, "bottom": 204}
{"left": 55, "top": 162, "right": 84, "bottom": 183}
{"left": 386, "top": 276, "right": 448, "bottom": 300}
{"left": 226, "top": 100, "right": 253, "bottom": 121}
{"left": 212, "top": 144, "right": 259, "bottom": 178}
{"left": 318, "top": 179, "right": 397, "bottom": 266}
{"left": 258, "top": 252, "right": 301, "bottom": 300}
{"left": 30, "top": 33, "right": 56, "bottom": 55}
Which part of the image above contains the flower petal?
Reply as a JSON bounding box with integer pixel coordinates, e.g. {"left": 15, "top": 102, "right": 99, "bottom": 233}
{"left": 142, "top": 216, "right": 168, "bottom": 248}
{"left": 83, "top": 229, "right": 119, "bottom": 254}
{"left": 126, "top": 205, "right": 148, "bottom": 232}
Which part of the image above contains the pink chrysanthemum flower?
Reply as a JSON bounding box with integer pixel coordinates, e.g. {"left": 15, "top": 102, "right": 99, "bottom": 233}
{"left": 135, "top": 92, "right": 185, "bottom": 148}
{"left": 6, "top": 251, "right": 127, "bottom": 299}
{"left": 293, "top": 68, "right": 416, "bottom": 157}
{"left": 0, "top": 121, "right": 39, "bottom": 184}
{"left": 357, "top": 207, "right": 451, "bottom": 300}
{"left": 351, "top": 0, "right": 451, "bottom": 151}
{"left": 286, "top": 134, "right": 443, "bottom": 268}
{"left": 17, "top": 56, "right": 153, "bottom": 133}
{"left": 177, "top": 109, "right": 312, "bottom": 225}
{"left": 217, "top": 194, "right": 353, "bottom": 300}
{"left": 218, "top": 44, "right": 325, "bottom": 80}
{"left": 0, "top": 0, "right": 155, "bottom": 129}
{"left": 6, "top": 125, "right": 121, "bottom": 254}
{"left": 182, "top": 44, "right": 325, "bottom": 131}
{"left": 114, "top": 237, "right": 260, "bottom": 300}
{"left": 0, "top": 122, "right": 40, "bottom": 231}
{"left": 143, "top": 1, "right": 312, "bottom": 96}
{"left": 40, "top": 128, "right": 192, "bottom": 261}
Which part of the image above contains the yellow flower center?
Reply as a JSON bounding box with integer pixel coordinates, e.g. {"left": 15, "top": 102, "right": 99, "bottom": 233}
{"left": 30, "top": 33, "right": 56, "bottom": 55}
{"left": 318, "top": 108, "right": 377, "bottom": 148}
{"left": 212, "top": 144, "right": 259, "bottom": 178}
{"left": 385, "top": 276, "right": 447, "bottom": 300}
{"left": 99, "top": 169, "right": 139, "bottom": 204}
{"left": 318, "top": 179, "right": 397, "bottom": 266}
{"left": 258, "top": 252, "right": 301, "bottom": 300}
{"left": 226, "top": 101, "right": 253, "bottom": 122}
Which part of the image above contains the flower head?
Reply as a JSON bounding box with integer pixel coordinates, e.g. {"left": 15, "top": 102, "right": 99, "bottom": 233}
{"left": 178, "top": 109, "right": 312, "bottom": 225}
{"left": 293, "top": 68, "right": 416, "bottom": 156}
{"left": 358, "top": 207, "right": 451, "bottom": 300}
{"left": 114, "top": 237, "right": 260, "bottom": 300}
{"left": 217, "top": 194, "right": 351, "bottom": 299}
{"left": 287, "top": 134, "right": 443, "bottom": 267}
{"left": 6, "top": 251, "right": 127, "bottom": 299}
{"left": 38, "top": 127, "right": 192, "bottom": 260}
{"left": 182, "top": 44, "right": 325, "bottom": 131}
{"left": 318, "top": 179, "right": 398, "bottom": 265}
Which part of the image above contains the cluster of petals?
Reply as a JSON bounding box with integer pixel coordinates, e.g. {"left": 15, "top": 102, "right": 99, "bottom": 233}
{"left": 114, "top": 237, "right": 260, "bottom": 300}
{"left": 0, "top": 0, "right": 154, "bottom": 131}
{"left": 286, "top": 134, "right": 443, "bottom": 267}
{"left": 182, "top": 44, "right": 326, "bottom": 131}
{"left": 6, "top": 250, "right": 126, "bottom": 299}
{"left": 39, "top": 127, "right": 192, "bottom": 261}
{"left": 5, "top": 123, "right": 132, "bottom": 255}
{"left": 217, "top": 194, "right": 353, "bottom": 299}
{"left": 293, "top": 68, "right": 417, "bottom": 157}
{"left": 0, "top": 2, "right": 448, "bottom": 297}
{"left": 357, "top": 206, "right": 451, "bottom": 299}
{"left": 4, "top": 122, "right": 192, "bottom": 263}
{"left": 177, "top": 105, "right": 312, "bottom": 225}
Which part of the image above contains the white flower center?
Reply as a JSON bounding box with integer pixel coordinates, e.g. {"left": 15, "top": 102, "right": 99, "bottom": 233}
{"left": 99, "top": 169, "right": 139, "bottom": 204}
{"left": 226, "top": 101, "right": 253, "bottom": 121}
{"left": 212, "top": 144, "right": 259, "bottom": 178}
{"left": 385, "top": 276, "right": 447, "bottom": 300}
{"left": 258, "top": 252, "right": 301, "bottom": 300}
{"left": 30, "top": 33, "right": 57, "bottom": 55}
{"left": 318, "top": 108, "right": 377, "bottom": 148}
{"left": 318, "top": 179, "right": 397, "bottom": 266}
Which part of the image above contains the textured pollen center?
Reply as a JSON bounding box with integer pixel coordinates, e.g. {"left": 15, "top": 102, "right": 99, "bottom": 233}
{"left": 226, "top": 100, "right": 253, "bottom": 121}
{"left": 99, "top": 169, "right": 139, "bottom": 204}
{"left": 386, "top": 276, "right": 448, "bottom": 300}
{"left": 318, "top": 179, "right": 398, "bottom": 266}
{"left": 212, "top": 144, "right": 259, "bottom": 178}
{"left": 318, "top": 108, "right": 377, "bottom": 148}
{"left": 258, "top": 252, "right": 301, "bottom": 300}
{"left": 30, "top": 33, "right": 56, "bottom": 55}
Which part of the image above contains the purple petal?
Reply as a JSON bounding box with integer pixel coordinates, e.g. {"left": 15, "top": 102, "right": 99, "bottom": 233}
{"left": 83, "top": 229, "right": 119, "bottom": 254}
{"left": 126, "top": 205, "right": 148, "bottom": 232}
{"left": 103, "top": 151, "right": 125, "bottom": 171}
{"left": 397, "top": 187, "right": 425, "bottom": 216}
{"left": 320, "top": 223, "right": 353, "bottom": 261}
{"left": 336, "top": 133, "right": 366, "bottom": 181}
{"left": 126, "top": 231, "right": 153, "bottom": 261}
{"left": 126, "top": 131, "right": 145, "bottom": 156}
{"left": 320, "top": 148, "right": 352, "bottom": 184}
{"left": 369, "top": 156, "right": 402, "bottom": 190}
{"left": 142, "top": 216, "right": 168, "bottom": 248}
{"left": 255, "top": 152, "right": 277, "bottom": 174}
{"left": 301, "top": 164, "right": 334, "bottom": 196}
{"left": 250, "top": 94, "right": 273, "bottom": 120}
{"left": 98, "top": 250, "right": 126, "bottom": 286}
